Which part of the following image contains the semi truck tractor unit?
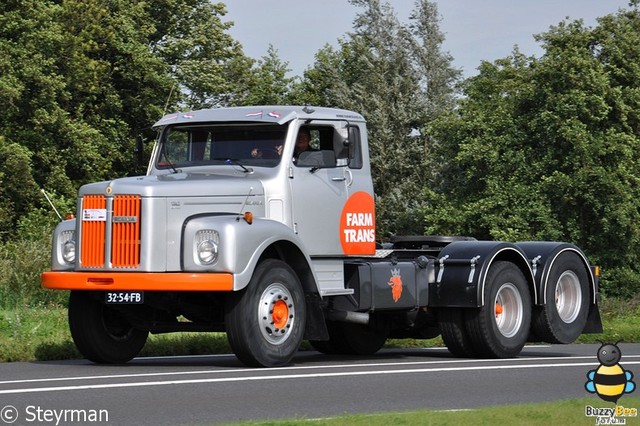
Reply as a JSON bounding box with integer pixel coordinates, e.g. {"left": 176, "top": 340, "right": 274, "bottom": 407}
{"left": 42, "top": 106, "right": 603, "bottom": 367}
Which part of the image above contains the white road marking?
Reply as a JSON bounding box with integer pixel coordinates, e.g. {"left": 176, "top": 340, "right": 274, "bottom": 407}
{"left": 134, "top": 353, "right": 231, "bottom": 360}
{"left": 1, "top": 360, "right": 639, "bottom": 395}
{"left": 0, "top": 355, "right": 618, "bottom": 385}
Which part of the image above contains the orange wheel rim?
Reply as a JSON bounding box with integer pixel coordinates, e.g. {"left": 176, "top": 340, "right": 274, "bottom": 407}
{"left": 258, "top": 283, "right": 296, "bottom": 344}
{"left": 272, "top": 299, "right": 289, "bottom": 329}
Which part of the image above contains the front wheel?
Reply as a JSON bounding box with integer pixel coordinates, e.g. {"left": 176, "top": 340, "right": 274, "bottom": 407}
{"left": 465, "top": 261, "right": 532, "bottom": 358}
{"left": 225, "top": 259, "right": 306, "bottom": 367}
{"left": 68, "top": 291, "right": 148, "bottom": 364}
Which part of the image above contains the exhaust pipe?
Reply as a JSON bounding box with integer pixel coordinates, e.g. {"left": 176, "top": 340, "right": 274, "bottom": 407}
{"left": 327, "top": 310, "right": 369, "bottom": 325}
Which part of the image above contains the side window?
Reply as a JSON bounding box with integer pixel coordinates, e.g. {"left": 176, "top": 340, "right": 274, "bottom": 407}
{"left": 294, "top": 126, "right": 336, "bottom": 168}
{"left": 293, "top": 127, "right": 321, "bottom": 159}
{"left": 348, "top": 126, "right": 363, "bottom": 169}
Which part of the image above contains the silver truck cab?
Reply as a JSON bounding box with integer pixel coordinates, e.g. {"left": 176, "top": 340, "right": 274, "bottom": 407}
{"left": 147, "top": 105, "right": 376, "bottom": 293}
{"left": 46, "top": 106, "right": 375, "bottom": 290}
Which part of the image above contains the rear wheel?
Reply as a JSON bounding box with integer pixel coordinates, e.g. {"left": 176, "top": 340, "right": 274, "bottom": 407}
{"left": 341, "top": 322, "right": 387, "bottom": 355}
{"left": 438, "top": 308, "right": 477, "bottom": 357}
{"left": 309, "top": 321, "right": 351, "bottom": 354}
{"left": 531, "top": 252, "right": 590, "bottom": 343}
{"left": 68, "top": 291, "right": 148, "bottom": 364}
{"left": 465, "top": 261, "right": 531, "bottom": 358}
{"left": 225, "top": 259, "right": 306, "bottom": 367}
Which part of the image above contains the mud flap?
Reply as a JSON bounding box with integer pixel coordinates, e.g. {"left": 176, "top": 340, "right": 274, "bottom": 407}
{"left": 583, "top": 302, "right": 604, "bottom": 334}
{"left": 304, "top": 292, "right": 330, "bottom": 340}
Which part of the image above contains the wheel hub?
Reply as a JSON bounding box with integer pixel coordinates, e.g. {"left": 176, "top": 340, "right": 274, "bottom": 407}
{"left": 494, "top": 283, "right": 524, "bottom": 338}
{"left": 258, "top": 283, "right": 295, "bottom": 345}
{"left": 555, "top": 270, "right": 582, "bottom": 323}
{"left": 102, "top": 306, "right": 137, "bottom": 342}
{"left": 272, "top": 299, "right": 289, "bottom": 329}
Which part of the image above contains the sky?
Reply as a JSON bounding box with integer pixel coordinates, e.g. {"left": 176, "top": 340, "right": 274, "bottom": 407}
{"left": 224, "top": 0, "right": 631, "bottom": 78}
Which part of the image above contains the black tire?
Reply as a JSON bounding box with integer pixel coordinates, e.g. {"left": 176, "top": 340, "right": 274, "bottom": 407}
{"left": 310, "top": 320, "right": 387, "bottom": 356}
{"left": 225, "top": 259, "right": 306, "bottom": 367}
{"left": 531, "top": 252, "right": 590, "bottom": 343}
{"left": 340, "top": 322, "right": 387, "bottom": 355}
{"left": 68, "top": 291, "right": 148, "bottom": 364}
{"left": 308, "top": 339, "right": 341, "bottom": 355}
{"left": 438, "top": 308, "right": 477, "bottom": 357}
{"left": 309, "top": 321, "right": 351, "bottom": 354}
{"left": 465, "top": 261, "right": 531, "bottom": 358}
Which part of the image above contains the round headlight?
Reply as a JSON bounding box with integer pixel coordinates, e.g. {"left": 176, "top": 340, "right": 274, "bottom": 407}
{"left": 197, "top": 240, "right": 218, "bottom": 264}
{"left": 62, "top": 240, "right": 76, "bottom": 264}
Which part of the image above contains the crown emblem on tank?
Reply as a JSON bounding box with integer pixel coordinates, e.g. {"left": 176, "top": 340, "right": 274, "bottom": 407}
{"left": 387, "top": 268, "right": 403, "bottom": 303}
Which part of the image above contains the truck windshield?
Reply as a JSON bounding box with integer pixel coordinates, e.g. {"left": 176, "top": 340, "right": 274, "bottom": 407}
{"left": 157, "top": 124, "right": 288, "bottom": 170}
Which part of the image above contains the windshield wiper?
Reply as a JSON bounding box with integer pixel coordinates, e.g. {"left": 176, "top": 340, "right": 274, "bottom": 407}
{"left": 161, "top": 146, "right": 179, "bottom": 174}
{"left": 225, "top": 158, "right": 253, "bottom": 173}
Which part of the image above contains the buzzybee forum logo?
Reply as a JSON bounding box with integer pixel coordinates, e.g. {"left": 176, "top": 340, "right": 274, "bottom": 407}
{"left": 584, "top": 342, "right": 637, "bottom": 424}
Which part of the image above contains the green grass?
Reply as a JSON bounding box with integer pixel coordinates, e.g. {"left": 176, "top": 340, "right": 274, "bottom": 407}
{"left": 0, "top": 296, "right": 637, "bottom": 362}
{"left": 0, "top": 305, "right": 233, "bottom": 362}
{"left": 578, "top": 296, "right": 640, "bottom": 343}
{"left": 221, "top": 397, "right": 640, "bottom": 425}
{"left": 0, "top": 304, "right": 77, "bottom": 362}
{"left": 140, "top": 332, "right": 232, "bottom": 357}
{"left": 3, "top": 306, "right": 211, "bottom": 362}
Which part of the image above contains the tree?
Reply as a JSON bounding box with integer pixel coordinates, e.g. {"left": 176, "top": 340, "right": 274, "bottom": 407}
{"left": 0, "top": 0, "right": 254, "bottom": 238}
{"left": 150, "top": 0, "right": 252, "bottom": 108}
{"left": 0, "top": 139, "right": 40, "bottom": 236}
{"left": 293, "top": 0, "right": 461, "bottom": 237}
{"left": 426, "top": 5, "right": 640, "bottom": 297}
{"left": 230, "top": 45, "right": 296, "bottom": 106}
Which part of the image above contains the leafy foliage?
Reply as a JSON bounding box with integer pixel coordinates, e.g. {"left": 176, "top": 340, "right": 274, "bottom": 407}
{"left": 235, "top": 45, "right": 296, "bottom": 106}
{"left": 293, "top": 0, "right": 461, "bottom": 237}
{"left": 426, "top": 6, "right": 640, "bottom": 297}
{"left": 0, "top": 0, "right": 258, "bottom": 240}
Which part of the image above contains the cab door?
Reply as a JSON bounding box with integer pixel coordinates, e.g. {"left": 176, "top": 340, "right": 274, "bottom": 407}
{"left": 289, "top": 121, "right": 376, "bottom": 257}
{"left": 339, "top": 123, "right": 377, "bottom": 256}
{"left": 288, "top": 123, "right": 348, "bottom": 256}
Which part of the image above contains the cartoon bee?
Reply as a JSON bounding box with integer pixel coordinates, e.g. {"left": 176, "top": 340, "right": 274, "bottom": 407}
{"left": 585, "top": 342, "right": 636, "bottom": 404}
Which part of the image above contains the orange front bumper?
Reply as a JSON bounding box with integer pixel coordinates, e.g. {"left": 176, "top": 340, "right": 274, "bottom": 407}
{"left": 42, "top": 271, "right": 234, "bottom": 291}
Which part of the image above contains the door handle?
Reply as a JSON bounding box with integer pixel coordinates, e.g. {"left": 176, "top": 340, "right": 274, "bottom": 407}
{"left": 331, "top": 177, "right": 346, "bottom": 181}
{"left": 345, "top": 169, "right": 353, "bottom": 186}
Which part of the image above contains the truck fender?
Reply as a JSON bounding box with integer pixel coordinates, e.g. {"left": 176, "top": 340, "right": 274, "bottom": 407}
{"left": 517, "top": 241, "right": 602, "bottom": 338}
{"left": 429, "top": 240, "right": 535, "bottom": 308}
{"left": 182, "top": 214, "right": 329, "bottom": 341}
{"left": 182, "top": 214, "right": 318, "bottom": 292}
{"left": 515, "top": 241, "right": 598, "bottom": 305}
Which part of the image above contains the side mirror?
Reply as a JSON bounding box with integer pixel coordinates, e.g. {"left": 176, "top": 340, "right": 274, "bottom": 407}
{"left": 135, "top": 135, "right": 144, "bottom": 165}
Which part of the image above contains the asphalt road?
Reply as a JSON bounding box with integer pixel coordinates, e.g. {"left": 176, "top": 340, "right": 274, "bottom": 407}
{"left": 0, "top": 344, "right": 639, "bottom": 425}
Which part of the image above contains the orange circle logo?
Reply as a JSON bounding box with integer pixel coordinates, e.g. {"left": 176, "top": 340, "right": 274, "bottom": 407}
{"left": 340, "top": 191, "right": 376, "bottom": 255}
